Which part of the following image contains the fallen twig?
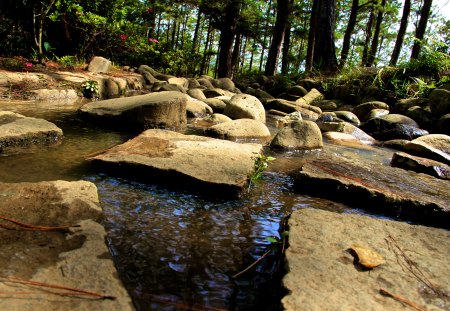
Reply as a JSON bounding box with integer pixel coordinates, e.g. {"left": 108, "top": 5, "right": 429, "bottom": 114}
{"left": 380, "top": 288, "right": 427, "bottom": 311}
{"left": 0, "top": 215, "right": 78, "bottom": 231}
{"left": 1, "top": 277, "right": 115, "bottom": 300}
{"left": 232, "top": 247, "right": 274, "bottom": 279}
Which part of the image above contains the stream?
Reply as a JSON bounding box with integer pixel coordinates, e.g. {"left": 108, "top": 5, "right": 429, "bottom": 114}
{"left": 0, "top": 100, "right": 396, "bottom": 310}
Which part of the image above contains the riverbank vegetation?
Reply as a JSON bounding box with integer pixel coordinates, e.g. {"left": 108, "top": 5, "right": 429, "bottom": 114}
{"left": 0, "top": 0, "right": 449, "bottom": 94}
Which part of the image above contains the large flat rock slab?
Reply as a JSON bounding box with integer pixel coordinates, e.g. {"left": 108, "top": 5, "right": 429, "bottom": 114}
{"left": 0, "top": 111, "right": 63, "bottom": 154}
{"left": 294, "top": 153, "right": 450, "bottom": 227}
{"left": 89, "top": 129, "right": 263, "bottom": 195}
{"left": 283, "top": 208, "right": 450, "bottom": 311}
{"left": 79, "top": 91, "right": 187, "bottom": 131}
{"left": 0, "top": 180, "right": 133, "bottom": 311}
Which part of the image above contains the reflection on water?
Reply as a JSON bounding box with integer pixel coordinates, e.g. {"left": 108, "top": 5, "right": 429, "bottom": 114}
{"left": 0, "top": 101, "right": 394, "bottom": 310}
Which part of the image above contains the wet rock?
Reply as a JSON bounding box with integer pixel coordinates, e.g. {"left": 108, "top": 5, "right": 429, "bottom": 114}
{"left": 294, "top": 153, "right": 450, "bottom": 226}
{"left": 79, "top": 91, "right": 187, "bottom": 132}
{"left": 352, "top": 101, "right": 389, "bottom": 120}
{"left": 360, "top": 114, "right": 428, "bottom": 140}
{"left": 223, "top": 94, "right": 266, "bottom": 123}
{"left": 0, "top": 180, "right": 133, "bottom": 311}
{"left": 437, "top": 113, "right": 450, "bottom": 135}
{"left": 391, "top": 151, "right": 450, "bottom": 180}
{"left": 87, "top": 56, "right": 111, "bottom": 73}
{"left": 32, "top": 89, "right": 78, "bottom": 103}
{"left": 275, "top": 111, "right": 302, "bottom": 128}
{"left": 381, "top": 139, "right": 409, "bottom": 151}
{"left": 270, "top": 120, "right": 323, "bottom": 150}
{"left": 429, "top": 88, "right": 450, "bottom": 117}
{"left": 0, "top": 111, "right": 63, "bottom": 154}
{"left": 283, "top": 208, "right": 450, "bottom": 311}
{"left": 89, "top": 129, "right": 262, "bottom": 195}
{"left": 314, "top": 100, "right": 339, "bottom": 111}
{"left": 334, "top": 111, "right": 360, "bottom": 125}
{"left": 265, "top": 99, "right": 321, "bottom": 120}
{"left": 323, "top": 132, "right": 373, "bottom": 149}
{"left": 404, "top": 134, "right": 450, "bottom": 165}
{"left": 206, "top": 119, "right": 271, "bottom": 141}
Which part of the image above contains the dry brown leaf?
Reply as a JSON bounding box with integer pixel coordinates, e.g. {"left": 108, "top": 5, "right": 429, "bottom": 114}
{"left": 350, "top": 244, "right": 385, "bottom": 268}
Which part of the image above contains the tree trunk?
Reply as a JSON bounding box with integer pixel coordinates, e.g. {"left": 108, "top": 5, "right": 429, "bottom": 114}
{"left": 200, "top": 21, "right": 212, "bottom": 75}
{"left": 281, "top": 19, "right": 291, "bottom": 74}
{"left": 231, "top": 33, "right": 242, "bottom": 77}
{"left": 310, "top": 0, "right": 338, "bottom": 72}
{"left": 32, "top": 0, "right": 57, "bottom": 57}
{"left": 410, "top": 0, "right": 433, "bottom": 60}
{"left": 390, "top": 0, "right": 410, "bottom": 66}
{"left": 367, "top": 0, "right": 386, "bottom": 67}
{"left": 265, "top": 0, "right": 291, "bottom": 76}
{"left": 217, "top": 0, "right": 241, "bottom": 78}
{"left": 305, "top": 0, "right": 319, "bottom": 72}
{"left": 191, "top": 8, "right": 202, "bottom": 55}
{"left": 340, "top": 0, "right": 359, "bottom": 67}
{"left": 361, "top": 8, "right": 375, "bottom": 66}
{"left": 259, "top": 0, "right": 273, "bottom": 72}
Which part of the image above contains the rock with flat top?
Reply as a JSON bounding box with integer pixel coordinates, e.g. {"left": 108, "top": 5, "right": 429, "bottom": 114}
{"left": 0, "top": 111, "right": 63, "bottom": 154}
{"left": 89, "top": 129, "right": 263, "bottom": 195}
{"left": 87, "top": 56, "right": 112, "bottom": 73}
{"left": 283, "top": 208, "right": 450, "bottom": 311}
{"left": 0, "top": 180, "right": 133, "bottom": 311}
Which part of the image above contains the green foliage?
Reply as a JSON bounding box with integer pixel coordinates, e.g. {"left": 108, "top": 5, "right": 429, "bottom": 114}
{"left": 58, "top": 55, "right": 77, "bottom": 67}
{"left": 80, "top": 80, "right": 99, "bottom": 98}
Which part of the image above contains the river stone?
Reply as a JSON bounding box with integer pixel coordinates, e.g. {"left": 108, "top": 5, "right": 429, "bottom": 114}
{"left": 287, "top": 85, "right": 308, "bottom": 97}
{"left": 364, "top": 108, "right": 389, "bottom": 121}
{"left": 197, "top": 78, "right": 214, "bottom": 89}
{"left": 391, "top": 151, "right": 450, "bottom": 180}
{"left": 205, "top": 113, "right": 232, "bottom": 123}
{"left": 206, "top": 119, "right": 271, "bottom": 141}
{"left": 318, "top": 121, "right": 375, "bottom": 144}
{"left": 404, "top": 134, "right": 450, "bottom": 165}
{"left": 270, "top": 120, "right": 323, "bottom": 150}
{"left": 334, "top": 111, "right": 360, "bottom": 125}
{"left": 0, "top": 180, "right": 133, "bottom": 311}
{"left": 429, "top": 88, "right": 450, "bottom": 116}
{"left": 294, "top": 153, "right": 450, "bottom": 227}
{"left": 381, "top": 139, "right": 409, "bottom": 151}
{"left": 89, "top": 129, "right": 262, "bottom": 195}
{"left": 360, "top": 114, "right": 428, "bottom": 140}
{"left": 87, "top": 56, "right": 111, "bottom": 73}
{"left": 215, "top": 77, "right": 235, "bottom": 92}
{"left": 223, "top": 94, "right": 266, "bottom": 123}
{"left": 202, "top": 98, "right": 227, "bottom": 113}
{"left": 186, "top": 97, "right": 213, "bottom": 117}
{"left": 282, "top": 208, "right": 450, "bottom": 311}
{"left": 295, "top": 88, "right": 324, "bottom": 106}
{"left": 265, "top": 99, "right": 321, "bottom": 120}
{"left": 352, "top": 101, "right": 390, "bottom": 120}
{"left": 393, "top": 98, "right": 428, "bottom": 114}
{"left": 323, "top": 132, "right": 373, "bottom": 149}
{"left": 405, "top": 106, "right": 434, "bottom": 130}
{"left": 188, "top": 88, "right": 207, "bottom": 100}
{"left": 437, "top": 113, "right": 450, "bottom": 135}
{"left": 79, "top": 91, "right": 187, "bottom": 131}
{"left": 167, "top": 77, "right": 189, "bottom": 88}
{"left": 313, "top": 99, "right": 338, "bottom": 111}
{"left": 0, "top": 111, "right": 63, "bottom": 154}
{"left": 203, "top": 88, "right": 226, "bottom": 98}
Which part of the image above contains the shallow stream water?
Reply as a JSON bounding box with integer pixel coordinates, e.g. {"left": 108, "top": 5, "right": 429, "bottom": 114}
{"left": 0, "top": 100, "right": 395, "bottom": 310}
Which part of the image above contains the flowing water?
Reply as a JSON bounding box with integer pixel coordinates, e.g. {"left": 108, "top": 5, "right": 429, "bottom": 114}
{"left": 0, "top": 100, "right": 395, "bottom": 310}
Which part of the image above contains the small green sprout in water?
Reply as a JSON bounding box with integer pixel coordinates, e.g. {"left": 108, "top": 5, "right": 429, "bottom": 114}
{"left": 248, "top": 154, "right": 276, "bottom": 192}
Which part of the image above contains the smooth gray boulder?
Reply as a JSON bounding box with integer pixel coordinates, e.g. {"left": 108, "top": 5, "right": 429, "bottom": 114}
{"left": 202, "top": 98, "right": 227, "bottom": 113}
{"left": 79, "top": 91, "right": 187, "bottom": 131}
{"left": 295, "top": 153, "right": 450, "bottom": 227}
{"left": 223, "top": 94, "right": 266, "bottom": 123}
{"left": 391, "top": 151, "right": 450, "bottom": 180}
{"left": 331, "top": 111, "right": 360, "bottom": 125}
{"left": 271, "top": 120, "right": 323, "bottom": 150}
{"left": 188, "top": 88, "right": 207, "bottom": 100}
{"left": 186, "top": 97, "right": 213, "bottom": 117}
{"left": 0, "top": 180, "right": 133, "bottom": 311}
{"left": 88, "top": 129, "right": 263, "bottom": 195}
{"left": 206, "top": 119, "right": 271, "bottom": 141}
{"left": 87, "top": 56, "right": 112, "bottom": 73}
{"left": 0, "top": 111, "right": 63, "bottom": 154}
{"left": 283, "top": 208, "right": 450, "bottom": 311}
{"left": 404, "top": 134, "right": 450, "bottom": 165}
